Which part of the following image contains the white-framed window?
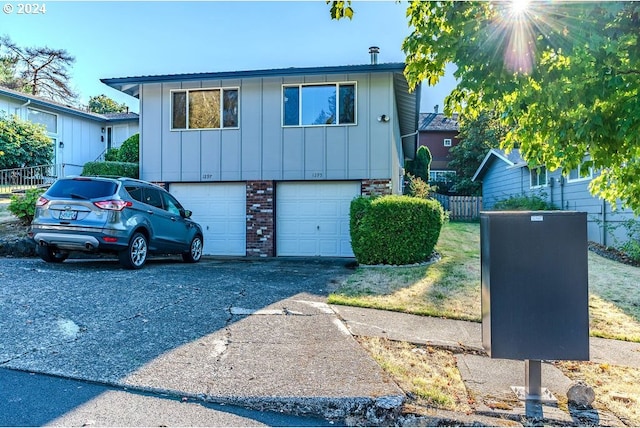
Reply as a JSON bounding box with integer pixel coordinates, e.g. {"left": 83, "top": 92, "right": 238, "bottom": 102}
{"left": 171, "top": 87, "right": 239, "bottom": 130}
{"left": 567, "top": 163, "right": 593, "bottom": 182}
{"left": 443, "top": 138, "right": 452, "bottom": 147}
{"left": 28, "top": 108, "right": 58, "bottom": 133}
{"left": 530, "top": 166, "right": 547, "bottom": 188}
{"left": 429, "top": 170, "right": 456, "bottom": 183}
{"left": 282, "top": 82, "right": 356, "bottom": 127}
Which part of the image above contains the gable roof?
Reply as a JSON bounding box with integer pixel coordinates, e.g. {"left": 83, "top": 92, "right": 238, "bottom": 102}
{"left": 0, "top": 86, "right": 139, "bottom": 124}
{"left": 418, "top": 113, "right": 459, "bottom": 132}
{"left": 472, "top": 148, "right": 526, "bottom": 181}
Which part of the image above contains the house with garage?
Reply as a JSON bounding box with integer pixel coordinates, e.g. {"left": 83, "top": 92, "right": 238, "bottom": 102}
{"left": 101, "top": 56, "right": 420, "bottom": 257}
{"left": 418, "top": 108, "right": 459, "bottom": 186}
{"left": 0, "top": 87, "right": 139, "bottom": 176}
{"left": 473, "top": 148, "right": 636, "bottom": 247}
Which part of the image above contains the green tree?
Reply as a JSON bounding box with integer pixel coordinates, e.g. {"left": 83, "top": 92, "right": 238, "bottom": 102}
{"left": 0, "top": 114, "right": 53, "bottom": 169}
{"left": 449, "top": 112, "right": 507, "bottom": 195}
{"left": 405, "top": 145, "right": 431, "bottom": 182}
{"left": 88, "top": 94, "right": 129, "bottom": 114}
{"left": 330, "top": 2, "right": 640, "bottom": 212}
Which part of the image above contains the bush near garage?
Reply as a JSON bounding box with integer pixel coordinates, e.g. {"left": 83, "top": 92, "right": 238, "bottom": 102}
{"left": 350, "top": 195, "right": 444, "bottom": 265}
{"left": 8, "top": 188, "right": 43, "bottom": 224}
{"left": 81, "top": 161, "right": 139, "bottom": 179}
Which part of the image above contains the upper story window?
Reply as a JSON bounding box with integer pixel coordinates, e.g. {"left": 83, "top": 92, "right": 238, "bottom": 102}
{"left": 171, "top": 88, "right": 239, "bottom": 130}
{"left": 28, "top": 108, "right": 57, "bottom": 134}
{"left": 443, "top": 138, "right": 452, "bottom": 147}
{"left": 530, "top": 166, "right": 547, "bottom": 188}
{"left": 283, "top": 82, "right": 356, "bottom": 127}
{"left": 567, "top": 163, "right": 593, "bottom": 182}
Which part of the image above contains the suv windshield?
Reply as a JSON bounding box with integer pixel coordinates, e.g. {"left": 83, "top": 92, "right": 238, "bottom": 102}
{"left": 47, "top": 178, "right": 118, "bottom": 199}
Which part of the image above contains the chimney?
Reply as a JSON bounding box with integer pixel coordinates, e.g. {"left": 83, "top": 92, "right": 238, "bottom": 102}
{"left": 369, "top": 46, "right": 380, "bottom": 65}
{"left": 434, "top": 104, "right": 439, "bottom": 114}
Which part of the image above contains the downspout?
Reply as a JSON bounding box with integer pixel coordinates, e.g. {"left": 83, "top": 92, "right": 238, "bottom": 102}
{"left": 19, "top": 99, "right": 31, "bottom": 118}
{"left": 602, "top": 199, "right": 607, "bottom": 246}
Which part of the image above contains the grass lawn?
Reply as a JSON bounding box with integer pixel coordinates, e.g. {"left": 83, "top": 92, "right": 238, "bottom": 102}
{"left": 329, "top": 221, "right": 640, "bottom": 424}
{"left": 329, "top": 221, "right": 640, "bottom": 342}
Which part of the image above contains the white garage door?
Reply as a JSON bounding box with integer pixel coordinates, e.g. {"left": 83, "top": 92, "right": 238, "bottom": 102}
{"left": 169, "top": 183, "right": 246, "bottom": 256}
{"left": 277, "top": 182, "right": 360, "bottom": 257}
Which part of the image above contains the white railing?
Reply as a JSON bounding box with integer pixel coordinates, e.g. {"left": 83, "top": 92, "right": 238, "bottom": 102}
{"left": 0, "top": 164, "right": 61, "bottom": 194}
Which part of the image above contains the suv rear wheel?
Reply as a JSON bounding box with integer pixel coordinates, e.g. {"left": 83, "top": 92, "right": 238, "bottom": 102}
{"left": 36, "top": 246, "right": 69, "bottom": 263}
{"left": 182, "top": 235, "right": 203, "bottom": 263}
{"left": 119, "top": 232, "right": 148, "bottom": 269}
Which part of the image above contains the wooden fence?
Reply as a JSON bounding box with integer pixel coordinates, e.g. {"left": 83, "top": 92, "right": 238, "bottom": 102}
{"left": 433, "top": 194, "right": 483, "bottom": 221}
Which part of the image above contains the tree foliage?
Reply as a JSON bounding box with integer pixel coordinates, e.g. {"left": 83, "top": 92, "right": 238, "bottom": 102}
{"left": 0, "top": 35, "right": 77, "bottom": 103}
{"left": 329, "top": 1, "right": 640, "bottom": 212}
{"left": 401, "top": 1, "right": 640, "bottom": 212}
{"left": 449, "top": 112, "right": 507, "bottom": 195}
{"left": 88, "top": 94, "right": 129, "bottom": 114}
{"left": 405, "top": 145, "right": 432, "bottom": 182}
{"left": 0, "top": 114, "right": 53, "bottom": 169}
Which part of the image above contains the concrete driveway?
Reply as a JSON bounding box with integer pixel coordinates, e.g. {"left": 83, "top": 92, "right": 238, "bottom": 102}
{"left": 0, "top": 257, "right": 352, "bottom": 384}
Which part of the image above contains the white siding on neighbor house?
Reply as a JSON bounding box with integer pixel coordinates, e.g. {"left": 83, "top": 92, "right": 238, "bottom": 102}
{"left": 168, "top": 183, "right": 246, "bottom": 256}
{"left": 138, "top": 72, "right": 399, "bottom": 185}
{"left": 276, "top": 181, "right": 360, "bottom": 257}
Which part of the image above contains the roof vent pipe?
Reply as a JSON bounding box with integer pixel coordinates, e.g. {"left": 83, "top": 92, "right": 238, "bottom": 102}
{"left": 434, "top": 104, "right": 439, "bottom": 114}
{"left": 369, "top": 46, "right": 379, "bottom": 65}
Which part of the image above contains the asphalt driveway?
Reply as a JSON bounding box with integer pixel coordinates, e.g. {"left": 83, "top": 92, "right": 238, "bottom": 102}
{"left": 0, "top": 256, "right": 353, "bottom": 384}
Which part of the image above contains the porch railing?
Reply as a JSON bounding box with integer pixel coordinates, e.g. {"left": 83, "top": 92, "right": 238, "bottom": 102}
{"left": 0, "top": 164, "right": 61, "bottom": 194}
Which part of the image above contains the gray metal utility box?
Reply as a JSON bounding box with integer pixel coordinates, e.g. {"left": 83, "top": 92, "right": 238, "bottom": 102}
{"left": 480, "top": 211, "right": 589, "bottom": 361}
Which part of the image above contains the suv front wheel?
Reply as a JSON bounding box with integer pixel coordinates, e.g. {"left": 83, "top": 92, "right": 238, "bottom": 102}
{"left": 119, "top": 232, "right": 148, "bottom": 269}
{"left": 182, "top": 235, "right": 203, "bottom": 263}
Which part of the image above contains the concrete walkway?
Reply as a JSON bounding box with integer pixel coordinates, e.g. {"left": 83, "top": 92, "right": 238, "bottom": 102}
{"left": 333, "top": 305, "right": 640, "bottom": 426}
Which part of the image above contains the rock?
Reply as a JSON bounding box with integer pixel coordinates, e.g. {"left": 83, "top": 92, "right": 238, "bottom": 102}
{"left": 567, "top": 381, "right": 595, "bottom": 409}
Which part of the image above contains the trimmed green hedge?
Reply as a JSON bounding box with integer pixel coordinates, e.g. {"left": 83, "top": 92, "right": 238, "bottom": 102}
{"left": 81, "top": 161, "right": 139, "bottom": 178}
{"left": 350, "top": 195, "right": 444, "bottom": 265}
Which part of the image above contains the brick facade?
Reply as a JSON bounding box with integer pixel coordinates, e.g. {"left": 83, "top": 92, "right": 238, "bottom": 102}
{"left": 246, "top": 181, "right": 275, "bottom": 257}
{"left": 361, "top": 179, "right": 393, "bottom": 197}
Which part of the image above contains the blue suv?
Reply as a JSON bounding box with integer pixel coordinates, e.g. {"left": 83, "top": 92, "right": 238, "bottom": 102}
{"left": 29, "top": 176, "right": 204, "bottom": 269}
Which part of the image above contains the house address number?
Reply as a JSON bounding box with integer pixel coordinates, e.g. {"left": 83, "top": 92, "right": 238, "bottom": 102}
{"left": 311, "top": 172, "right": 323, "bottom": 178}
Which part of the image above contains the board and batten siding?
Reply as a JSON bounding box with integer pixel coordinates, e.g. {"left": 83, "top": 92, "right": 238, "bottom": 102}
{"left": 479, "top": 158, "right": 527, "bottom": 209}
{"left": 138, "top": 72, "right": 399, "bottom": 183}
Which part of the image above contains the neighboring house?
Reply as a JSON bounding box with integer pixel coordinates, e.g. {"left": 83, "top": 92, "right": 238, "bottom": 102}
{"left": 418, "top": 109, "right": 459, "bottom": 185}
{"left": 101, "top": 60, "right": 420, "bottom": 257}
{"left": 0, "top": 87, "right": 139, "bottom": 176}
{"left": 473, "top": 148, "right": 636, "bottom": 246}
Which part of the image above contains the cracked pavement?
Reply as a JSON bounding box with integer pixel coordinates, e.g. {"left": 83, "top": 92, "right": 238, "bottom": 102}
{"left": 0, "top": 256, "right": 404, "bottom": 422}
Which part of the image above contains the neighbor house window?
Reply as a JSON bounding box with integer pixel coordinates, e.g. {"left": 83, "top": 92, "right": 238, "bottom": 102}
{"left": 567, "top": 163, "right": 593, "bottom": 182}
{"left": 28, "top": 108, "right": 57, "bottom": 133}
{"left": 282, "top": 82, "right": 356, "bottom": 126}
{"left": 530, "top": 166, "right": 547, "bottom": 188}
{"left": 171, "top": 88, "right": 239, "bottom": 130}
{"left": 430, "top": 170, "right": 456, "bottom": 183}
{"left": 443, "top": 138, "right": 452, "bottom": 147}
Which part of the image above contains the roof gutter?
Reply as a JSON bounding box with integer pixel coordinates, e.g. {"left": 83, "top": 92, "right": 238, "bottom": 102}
{"left": 20, "top": 99, "right": 31, "bottom": 108}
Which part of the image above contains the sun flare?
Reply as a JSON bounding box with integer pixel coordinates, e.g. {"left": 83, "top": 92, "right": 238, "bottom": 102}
{"left": 510, "top": 0, "right": 531, "bottom": 17}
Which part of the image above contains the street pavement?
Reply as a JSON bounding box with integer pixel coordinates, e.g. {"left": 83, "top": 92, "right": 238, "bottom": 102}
{"left": 1, "top": 202, "right": 639, "bottom": 426}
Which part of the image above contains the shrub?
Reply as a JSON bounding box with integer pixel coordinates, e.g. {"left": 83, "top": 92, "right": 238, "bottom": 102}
{"left": 493, "top": 194, "right": 557, "bottom": 210}
{"left": 404, "top": 174, "right": 436, "bottom": 199}
{"left": 117, "top": 133, "right": 139, "bottom": 163}
{"left": 104, "top": 148, "right": 119, "bottom": 161}
{"left": 8, "top": 188, "right": 43, "bottom": 224}
{"left": 350, "top": 195, "right": 444, "bottom": 265}
{"left": 81, "top": 161, "right": 139, "bottom": 178}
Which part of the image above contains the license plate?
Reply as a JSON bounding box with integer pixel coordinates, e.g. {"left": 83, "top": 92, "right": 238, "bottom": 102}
{"left": 59, "top": 210, "right": 77, "bottom": 220}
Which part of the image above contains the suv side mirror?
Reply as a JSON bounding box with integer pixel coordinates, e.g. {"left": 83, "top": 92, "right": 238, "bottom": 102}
{"left": 183, "top": 209, "right": 192, "bottom": 219}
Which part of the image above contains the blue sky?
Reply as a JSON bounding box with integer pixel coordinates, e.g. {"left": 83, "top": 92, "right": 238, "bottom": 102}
{"left": 0, "top": 1, "right": 457, "bottom": 113}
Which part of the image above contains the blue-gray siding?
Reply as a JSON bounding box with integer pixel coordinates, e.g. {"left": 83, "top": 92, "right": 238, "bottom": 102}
{"left": 481, "top": 159, "right": 636, "bottom": 246}
{"left": 139, "top": 72, "right": 402, "bottom": 185}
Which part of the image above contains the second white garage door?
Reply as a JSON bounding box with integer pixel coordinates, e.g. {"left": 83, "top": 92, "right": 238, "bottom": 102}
{"left": 169, "top": 183, "right": 246, "bottom": 256}
{"left": 276, "top": 182, "right": 361, "bottom": 257}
